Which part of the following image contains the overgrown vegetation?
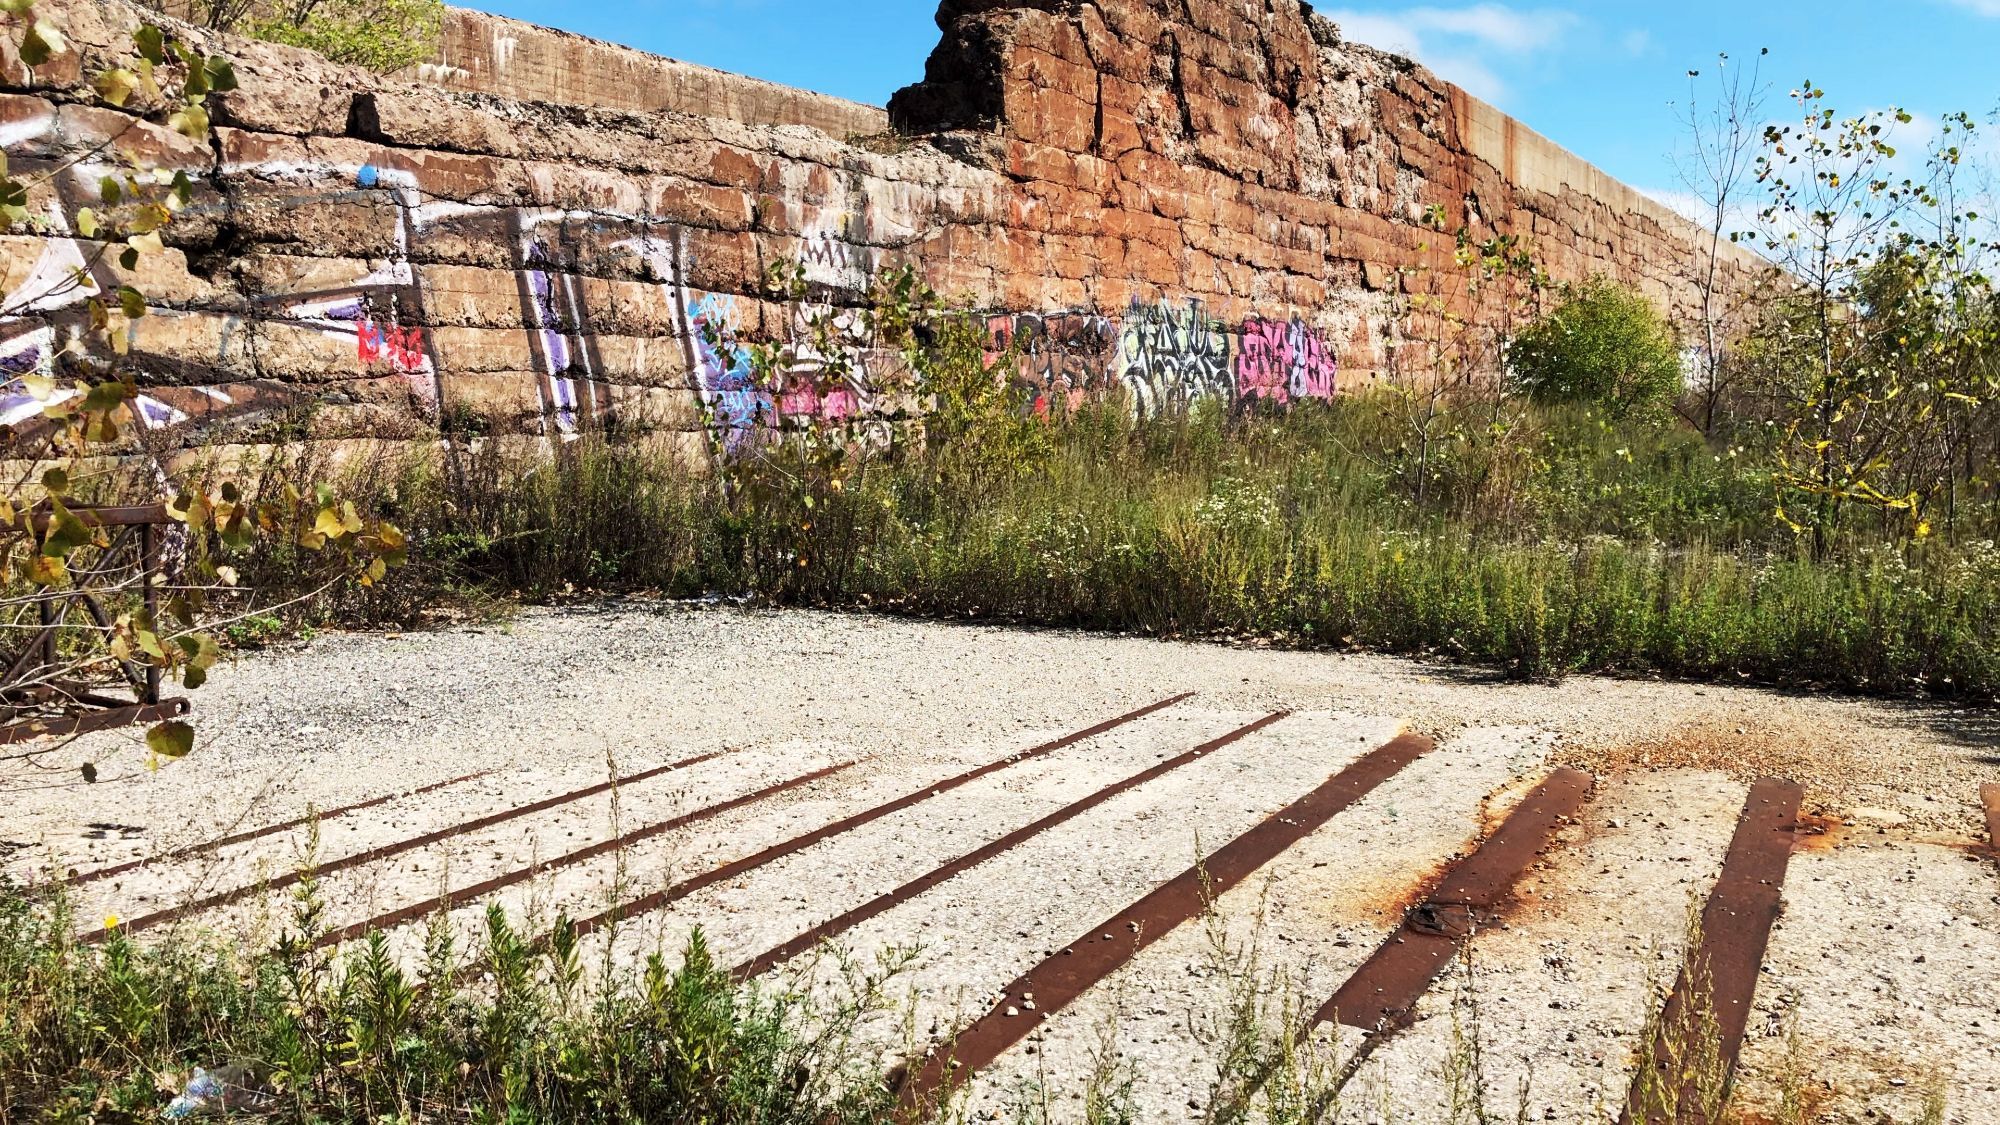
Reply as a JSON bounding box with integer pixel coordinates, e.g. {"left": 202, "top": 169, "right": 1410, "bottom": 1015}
{"left": 0, "top": 874, "right": 911, "bottom": 1122}
{"left": 144, "top": 0, "right": 445, "bottom": 72}
{"left": 284, "top": 208, "right": 2000, "bottom": 698}
{"left": 1508, "top": 276, "right": 1685, "bottom": 415}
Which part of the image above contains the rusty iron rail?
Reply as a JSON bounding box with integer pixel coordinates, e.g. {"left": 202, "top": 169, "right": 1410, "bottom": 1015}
{"left": 61, "top": 768, "right": 498, "bottom": 888}
{"left": 732, "top": 711, "right": 1291, "bottom": 981}
{"left": 553, "top": 694, "right": 1196, "bottom": 942}
{"left": 890, "top": 731, "right": 1436, "bottom": 1120}
{"left": 1619, "top": 777, "right": 1806, "bottom": 1125}
{"left": 313, "top": 758, "right": 860, "bottom": 949}
{"left": 79, "top": 748, "right": 734, "bottom": 942}
{"left": 1314, "top": 768, "right": 1595, "bottom": 1032}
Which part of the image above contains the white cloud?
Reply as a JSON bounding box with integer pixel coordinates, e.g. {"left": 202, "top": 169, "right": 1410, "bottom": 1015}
{"left": 1943, "top": 0, "right": 2000, "bottom": 15}
{"left": 1321, "top": 5, "right": 1578, "bottom": 104}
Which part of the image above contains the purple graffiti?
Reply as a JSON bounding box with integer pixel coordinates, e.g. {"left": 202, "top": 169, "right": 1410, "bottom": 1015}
{"left": 522, "top": 246, "right": 583, "bottom": 435}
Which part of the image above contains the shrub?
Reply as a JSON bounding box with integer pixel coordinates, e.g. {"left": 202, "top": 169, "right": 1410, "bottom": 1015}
{"left": 146, "top": 0, "right": 446, "bottom": 73}
{"left": 250, "top": 0, "right": 445, "bottom": 72}
{"left": 1508, "top": 277, "right": 1685, "bottom": 415}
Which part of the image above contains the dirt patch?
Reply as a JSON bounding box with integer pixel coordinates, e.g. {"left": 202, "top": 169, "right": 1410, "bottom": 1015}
{"left": 1730, "top": 1033, "right": 1952, "bottom": 1124}
{"left": 1793, "top": 811, "right": 1851, "bottom": 854}
{"left": 1555, "top": 713, "right": 1975, "bottom": 833}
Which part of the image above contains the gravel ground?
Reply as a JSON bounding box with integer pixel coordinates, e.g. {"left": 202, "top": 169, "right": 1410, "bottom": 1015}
{"left": 2, "top": 601, "right": 1996, "bottom": 1123}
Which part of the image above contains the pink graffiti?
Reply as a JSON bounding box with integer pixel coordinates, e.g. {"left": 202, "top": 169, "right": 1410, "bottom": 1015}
{"left": 357, "top": 316, "right": 428, "bottom": 375}
{"left": 778, "top": 381, "right": 861, "bottom": 422}
{"left": 1236, "top": 315, "right": 1337, "bottom": 405}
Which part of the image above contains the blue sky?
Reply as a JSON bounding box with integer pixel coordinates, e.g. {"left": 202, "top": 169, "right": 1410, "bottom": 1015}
{"left": 466, "top": 1, "right": 2000, "bottom": 207}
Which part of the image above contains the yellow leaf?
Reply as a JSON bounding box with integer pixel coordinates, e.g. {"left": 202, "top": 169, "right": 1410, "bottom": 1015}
{"left": 313, "top": 506, "right": 345, "bottom": 540}
{"left": 27, "top": 554, "right": 66, "bottom": 586}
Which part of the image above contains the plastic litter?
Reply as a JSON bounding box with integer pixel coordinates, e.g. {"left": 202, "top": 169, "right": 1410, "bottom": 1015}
{"left": 162, "top": 1064, "right": 272, "bottom": 1119}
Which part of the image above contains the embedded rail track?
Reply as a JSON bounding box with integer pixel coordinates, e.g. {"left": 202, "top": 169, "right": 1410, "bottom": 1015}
{"left": 22, "top": 690, "right": 2000, "bottom": 1123}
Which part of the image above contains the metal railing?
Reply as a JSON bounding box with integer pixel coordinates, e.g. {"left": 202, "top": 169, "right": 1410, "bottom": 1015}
{"left": 0, "top": 503, "right": 189, "bottom": 745}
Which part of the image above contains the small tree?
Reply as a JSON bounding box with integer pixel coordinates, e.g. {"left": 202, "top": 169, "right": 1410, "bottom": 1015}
{"left": 1379, "top": 205, "right": 1548, "bottom": 512}
{"left": 1671, "top": 49, "right": 1770, "bottom": 434}
{"left": 1507, "top": 277, "right": 1684, "bottom": 416}
{"left": 0, "top": 4, "right": 404, "bottom": 785}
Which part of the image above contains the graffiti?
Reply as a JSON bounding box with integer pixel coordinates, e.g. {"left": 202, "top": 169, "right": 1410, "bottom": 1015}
{"left": 686, "top": 292, "right": 770, "bottom": 452}
{"left": 8, "top": 122, "right": 1363, "bottom": 454}
{"left": 258, "top": 164, "right": 444, "bottom": 418}
{"left": 986, "top": 312, "right": 1119, "bottom": 416}
{"left": 283, "top": 286, "right": 437, "bottom": 411}
{"left": 516, "top": 212, "right": 606, "bottom": 439}
{"left": 1236, "top": 315, "right": 1337, "bottom": 406}
{"left": 357, "top": 316, "right": 429, "bottom": 375}
{"left": 776, "top": 305, "right": 871, "bottom": 423}
{"left": 1115, "top": 299, "right": 1233, "bottom": 417}
{"left": 796, "top": 217, "right": 876, "bottom": 296}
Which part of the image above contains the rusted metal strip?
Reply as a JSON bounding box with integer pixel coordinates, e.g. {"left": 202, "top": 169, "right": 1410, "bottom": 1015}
{"left": 1314, "top": 768, "right": 1594, "bottom": 1033}
{"left": 0, "top": 698, "right": 190, "bottom": 747}
{"left": 1620, "top": 777, "right": 1806, "bottom": 1125}
{"left": 80, "top": 748, "right": 734, "bottom": 943}
{"left": 564, "top": 693, "right": 1196, "bottom": 939}
{"left": 891, "top": 731, "right": 1436, "bottom": 1120}
{"left": 314, "top": 759, "right": 859, "bottom": 949}
{"left": 733, "top": 711, "right": 1292, "bottom": 981}
{"left": 1982, "top": 783, "right": 2000, "bottom": 858}
{"left": 21, "top": 503, "right": 175, "bottom": 534}
{"left": 62, "top": 769, "right": 499, "bottom": 888}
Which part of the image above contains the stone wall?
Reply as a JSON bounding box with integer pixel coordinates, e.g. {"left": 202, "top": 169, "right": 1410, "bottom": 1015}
{"left": 415, "top": 8, "right": 890, "bottom": 139}
{"left": 0, "top": 0, "right": 1765, "bottom": 456}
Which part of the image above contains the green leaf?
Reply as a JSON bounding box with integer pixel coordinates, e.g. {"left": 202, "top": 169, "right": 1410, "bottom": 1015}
{"left": 19, "top": 19, "right": 65, "bottom": 67}
{"left": 134, "top": 25, "right": 166, "bottom": 65}
{"left": 166, "top": 103, "right": 209, "bottom": 141}
{"left": 205, "top": 57, "right": 238, "bottom": 92}
{"left": 93, "top": 68, "right": 138, "bottom": 107}
{"left": 99, "top": 176, "right": 122, "bottom": 205}
{"left": 75, "top": 207, "right": 98, "bottom": 238}
{"left": 119, "top": 247, "right": 139, "bottom": 270}
{"left": 117, "top": 286, "right": 146, "bottom": 319}
{"left": 146, "top": 721, "right": 195, "bottom": 760}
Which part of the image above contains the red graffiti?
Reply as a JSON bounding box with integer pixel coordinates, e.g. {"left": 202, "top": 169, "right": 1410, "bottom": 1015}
{"left": 358, "top": 317, "right": 428, "bottom": 374}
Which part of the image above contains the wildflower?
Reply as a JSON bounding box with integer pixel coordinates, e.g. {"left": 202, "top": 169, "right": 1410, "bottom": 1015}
{"left": 103, "top": 913, "right": 119, "bottom": 931}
